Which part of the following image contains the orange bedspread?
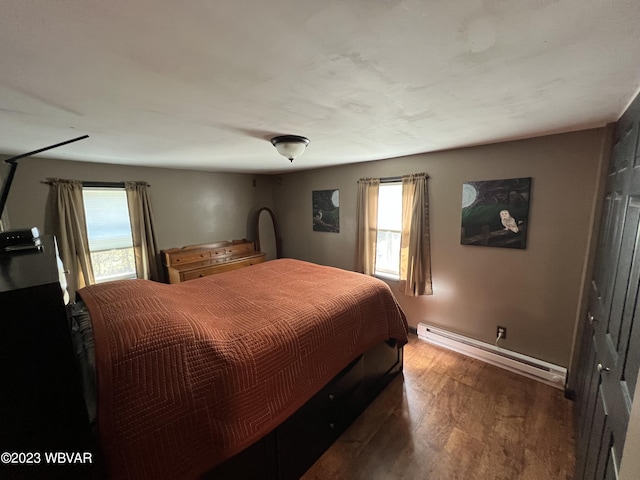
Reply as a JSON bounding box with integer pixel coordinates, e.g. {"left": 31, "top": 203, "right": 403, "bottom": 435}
{"left": 79, "top": 259, "right": 408, "bottom": 480}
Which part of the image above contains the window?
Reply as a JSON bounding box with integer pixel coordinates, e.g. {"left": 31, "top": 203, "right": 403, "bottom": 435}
{"left": 82, "top": 187, "right": 137, "bottom": 283}
{"left": 375, "top": 183, "right": 402, "bottom": 278}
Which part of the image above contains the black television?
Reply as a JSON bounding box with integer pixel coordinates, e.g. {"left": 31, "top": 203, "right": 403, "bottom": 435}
{"left": 0, "top": 135, "right": 89, "bottom": 232}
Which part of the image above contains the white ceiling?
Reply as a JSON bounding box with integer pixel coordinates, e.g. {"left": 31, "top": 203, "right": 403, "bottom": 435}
{"left": 1, "top": 0, "right": 639, "bottom": 174}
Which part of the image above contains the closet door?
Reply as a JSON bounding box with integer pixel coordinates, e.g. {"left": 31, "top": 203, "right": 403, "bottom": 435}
{"left": 576, "top": 93, "right": 640, "bottom": 480}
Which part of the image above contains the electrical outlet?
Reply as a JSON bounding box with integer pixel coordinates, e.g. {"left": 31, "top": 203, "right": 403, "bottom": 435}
{"left": 497, "top": 326, "right": 507, "bottom": 340}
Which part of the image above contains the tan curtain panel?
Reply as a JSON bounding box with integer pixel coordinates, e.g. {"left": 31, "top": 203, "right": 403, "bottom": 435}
{"left": 49, "top": 178, "right": 95, "bottom": 302}
{"left": 355, "top": 178, "right": 380, "bottom": 275}
{"left": 125, "top": 181, "right": 160, "bottom": 282}
{"left": 399, "top": 173, "right": 432, "bottom": 296}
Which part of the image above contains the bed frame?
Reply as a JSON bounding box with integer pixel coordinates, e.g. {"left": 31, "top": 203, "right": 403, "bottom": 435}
{"left": 204, "top": 340, "right": 404, "bottom": 480}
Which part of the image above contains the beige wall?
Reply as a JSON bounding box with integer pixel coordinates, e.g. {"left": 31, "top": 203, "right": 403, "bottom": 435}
{"left": 620, "top": 378, "right": 640, "bottom": 480}
{"left": 4, "top": 157, "right": 273, "bottom": 251}
{"left": 273, "top": 129, "right": 608, "bottom": 367}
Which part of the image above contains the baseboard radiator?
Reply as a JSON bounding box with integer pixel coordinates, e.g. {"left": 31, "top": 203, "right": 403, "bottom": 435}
{"left": 416, "top": 323, "right": 567, "bottom": 389}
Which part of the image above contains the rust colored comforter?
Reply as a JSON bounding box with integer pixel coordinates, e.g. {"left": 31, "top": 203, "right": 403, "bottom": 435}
{"left": 79, "top": 258, "right": 408, "bottom": 480}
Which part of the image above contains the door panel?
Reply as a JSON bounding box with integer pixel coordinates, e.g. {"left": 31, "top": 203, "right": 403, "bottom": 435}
{"left": 604, "top": 453, "right": 618, "bottom": 480}
{"left": 593, "top": 196, "right": 640, "bottom": 470}
{"left": 575, "top": 92, "right": 640, "bottom": 479}
{"left": 624, "top": 304, "right": 640, "bottom": 402}
{"left": 584, "top": 386, "right": 608, "bottom": 480}
{"left": 590, "top": 193, "right": 625, "bottom": 329}
{"left": 576, "top": 333, "right": 600, "bottom": 480}
{"left": 595, "top": 428, "right": 616, "bottom": 480}
{"left": 604, "top": 198, "right": 639, "bottom": 353}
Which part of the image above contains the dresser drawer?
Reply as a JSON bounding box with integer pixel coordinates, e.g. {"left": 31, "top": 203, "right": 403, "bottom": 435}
{"left": 226, "top": 244, "right": 254, "bottom": 255}
{"left": 181, "top": 255, "right": 265, "bottom": 281}
{"left": 172, "top": 250, "right": 211, "bottom": 264}
{"left": 211, "top": 244, "right": 253, "bottom": 257}
{"left": 182, "top": 266, "right": 221, "bottom": 281}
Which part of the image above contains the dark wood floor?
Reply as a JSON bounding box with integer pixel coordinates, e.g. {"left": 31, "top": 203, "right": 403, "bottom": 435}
{"left": 302, "top": 335, "right": 575, "bottom": 480}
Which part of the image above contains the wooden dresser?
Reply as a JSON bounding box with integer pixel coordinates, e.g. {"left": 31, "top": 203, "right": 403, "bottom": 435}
{"left": 162, "top": 239, "right": 266, "bottom": 284}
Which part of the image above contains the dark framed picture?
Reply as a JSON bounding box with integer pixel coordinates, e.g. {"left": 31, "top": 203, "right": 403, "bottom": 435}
{"left": 461, "top": 177, "right": 531, "bottom": 249}
{"left": 312, "top": 189, "right": 339, "bottom": 232}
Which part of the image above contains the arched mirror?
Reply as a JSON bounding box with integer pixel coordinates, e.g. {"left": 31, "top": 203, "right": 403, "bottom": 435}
{"left": 255, "top": 207, "right": 282, "bottom": 260}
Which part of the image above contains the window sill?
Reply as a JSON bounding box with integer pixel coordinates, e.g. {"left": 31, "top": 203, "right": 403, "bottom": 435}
{"left": 374, "top": 271, "right": 399, "bottom": 282}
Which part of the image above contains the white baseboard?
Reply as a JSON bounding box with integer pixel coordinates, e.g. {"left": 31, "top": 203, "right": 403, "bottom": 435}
{"left": 416, "top": 323, "right": 567, "bottom": 389}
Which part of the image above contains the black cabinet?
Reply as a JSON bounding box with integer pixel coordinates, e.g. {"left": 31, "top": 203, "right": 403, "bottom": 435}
{"left": 0, "top": 235, "right": 91, "bottom": 479}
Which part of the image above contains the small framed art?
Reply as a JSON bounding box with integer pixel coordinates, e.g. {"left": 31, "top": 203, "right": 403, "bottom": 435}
{"left": 312, "top": 189, "right": 339, "bottom": 233}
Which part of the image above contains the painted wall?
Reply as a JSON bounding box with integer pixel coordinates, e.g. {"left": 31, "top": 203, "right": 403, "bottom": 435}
{"left": 273, "top": 129, "right": 608, "bottom": 367}
{"left": 3, "top": 157, "right": 274, "bottom": 251}
{"left": 620, "top": 378, "right": 640, "bottom": 480}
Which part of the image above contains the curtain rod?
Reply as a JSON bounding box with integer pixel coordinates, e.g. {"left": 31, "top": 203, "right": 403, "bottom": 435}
{"left": 41, "top": 180, "right": 151, "bottom": 187}
{"left": 82, "top": 181, "right": 126, "bottom": 188}
{"left": 381, "top": 173, "right": 428, "bottom": 183}
{"left": 380, "top": 176, "right": 402, "bottom": 183}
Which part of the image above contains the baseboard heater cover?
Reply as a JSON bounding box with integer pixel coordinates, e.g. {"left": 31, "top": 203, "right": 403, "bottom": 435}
{"left": 417, "top": 323, "right": 567, "bottom": 389}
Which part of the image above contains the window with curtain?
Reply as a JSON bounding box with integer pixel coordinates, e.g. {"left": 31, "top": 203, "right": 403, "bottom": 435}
{"left": 356, "top": 173, "right": 432, "bottom": 296}
{"left": 48, "top": 178, "right": 159, "bottom": 301}
{"left": 82, "top": 187, "right": 137, "bottom": 283}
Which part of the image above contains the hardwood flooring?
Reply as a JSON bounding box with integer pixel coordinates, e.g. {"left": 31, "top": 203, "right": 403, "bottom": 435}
{"left": 302, "top": 334, "right": 575, "bottom": 480}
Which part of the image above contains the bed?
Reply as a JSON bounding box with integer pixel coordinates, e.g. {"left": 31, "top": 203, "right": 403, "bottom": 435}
{"left": 76, "top": 258, "right": 408, "bottom": 480}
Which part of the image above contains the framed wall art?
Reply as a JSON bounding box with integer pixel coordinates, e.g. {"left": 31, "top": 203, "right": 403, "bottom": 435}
{"left": 461, "top": 177, "right": 531, "bottom": 249}
{"left": 312, "top": 189, "right": 339, "bottom": 233}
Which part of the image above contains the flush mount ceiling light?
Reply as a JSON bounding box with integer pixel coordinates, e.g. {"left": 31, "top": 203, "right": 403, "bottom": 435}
{"left": 270, "top": 135, "right": 310, "bottom": 162}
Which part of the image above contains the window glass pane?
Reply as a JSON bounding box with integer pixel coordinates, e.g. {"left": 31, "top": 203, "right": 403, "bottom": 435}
{"left": 83, "top": 187, "right": 136, "bottom": 283}
{"left": 89, "top": 249, "right": 136, "bottom": 283}
{"left": 376, "top": 230, "right": 401, "bottom": 275}
{"left": 378, "top": 184, "right": 402, "bottom": 231}
{"left": 83, "top": 188, "right": 133, "bottom": 251}
{"left": 375, "top": 183, "right": 402, "bottom": 277}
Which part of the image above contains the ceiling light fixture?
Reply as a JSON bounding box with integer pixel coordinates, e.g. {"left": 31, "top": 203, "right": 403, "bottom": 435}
{"left": 270, "top": 135, "right": 310, "bottom": 162}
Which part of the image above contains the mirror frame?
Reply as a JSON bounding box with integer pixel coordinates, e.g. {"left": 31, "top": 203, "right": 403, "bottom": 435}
{"left": 255, "top": 207, "right": 283, "bottom": 259}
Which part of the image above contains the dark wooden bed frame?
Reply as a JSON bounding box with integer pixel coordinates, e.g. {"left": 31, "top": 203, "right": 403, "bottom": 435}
{"left": 204, "top": 340, "right": 404, "bottom": 480}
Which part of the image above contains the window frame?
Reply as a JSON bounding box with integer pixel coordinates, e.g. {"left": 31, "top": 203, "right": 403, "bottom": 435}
{"left": 82, "top": 185, "right": 137, "bottom": 284}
